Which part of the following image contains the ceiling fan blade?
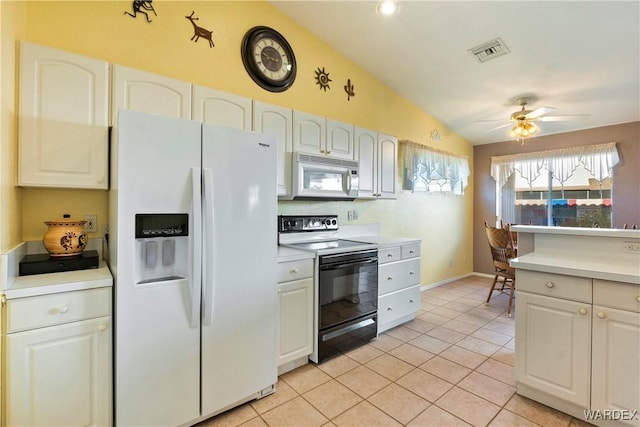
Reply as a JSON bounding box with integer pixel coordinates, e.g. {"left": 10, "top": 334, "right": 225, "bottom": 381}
{"left": 525, "top": 106, "right": 555, "bottom": 119}
{"left": 539, "top": 114, "right": 590, "bottom": 122}
{"left": 486, "top": 122, "right": 512, "bottom": 132}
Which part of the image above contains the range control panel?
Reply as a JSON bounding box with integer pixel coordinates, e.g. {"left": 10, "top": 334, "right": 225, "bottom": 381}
{"left": 278, "top": 215, "right": 338, "bottom": 232}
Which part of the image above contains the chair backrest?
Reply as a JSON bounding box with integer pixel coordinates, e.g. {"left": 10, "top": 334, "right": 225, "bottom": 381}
{"left": 484, "top": 222, "right": 516, "bottom": 270}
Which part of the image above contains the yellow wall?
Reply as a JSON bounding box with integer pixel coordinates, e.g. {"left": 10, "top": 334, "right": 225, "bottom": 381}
{"left": 3, "top": 0, "right": 474, "bottom": 285}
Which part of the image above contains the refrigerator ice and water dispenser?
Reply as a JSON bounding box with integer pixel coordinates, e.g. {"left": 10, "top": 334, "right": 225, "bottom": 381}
{"left": 135, "top": 213, "right": 189, "bottom": 284}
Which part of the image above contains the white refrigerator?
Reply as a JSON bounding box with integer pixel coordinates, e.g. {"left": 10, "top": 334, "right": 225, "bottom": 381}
{"left": 109, "top": 109, "right": 278, "bottom": 426}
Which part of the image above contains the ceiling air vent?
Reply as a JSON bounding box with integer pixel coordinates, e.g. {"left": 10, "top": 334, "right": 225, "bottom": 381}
{"left": 469, "top": 38, "right": 510, "bottom": 63}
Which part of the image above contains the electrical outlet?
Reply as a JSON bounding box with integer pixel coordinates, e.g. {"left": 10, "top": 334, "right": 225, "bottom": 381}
{"left": 624, "top": 241, "right": 640, "bottom": 252}
{"left": 84, "top": 215, "right": 97, "bottom": 233}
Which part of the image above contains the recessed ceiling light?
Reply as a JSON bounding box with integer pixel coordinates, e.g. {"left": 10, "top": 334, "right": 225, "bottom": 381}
{"left": 377, "top": 0, "right": 398, "bottom": 16}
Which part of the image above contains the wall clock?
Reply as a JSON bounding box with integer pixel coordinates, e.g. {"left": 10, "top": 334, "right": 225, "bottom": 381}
{"left": 241, "top": 26, "right": 296, "bottom": 92}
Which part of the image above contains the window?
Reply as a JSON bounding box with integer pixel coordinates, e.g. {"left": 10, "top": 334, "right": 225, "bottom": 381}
{"left": 402, "top": 141, "right": 470, "bottom": 195}
{"left": 491, "top": 143, "right": 619, "bottom": 227}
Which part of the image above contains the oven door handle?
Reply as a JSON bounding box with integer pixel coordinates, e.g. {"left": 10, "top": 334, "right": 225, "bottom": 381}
{"left": 322, "top": 316, "right": 376, "bottom": 342}
{"left": 320, "top": 258, "right": 378, "bottom": 271}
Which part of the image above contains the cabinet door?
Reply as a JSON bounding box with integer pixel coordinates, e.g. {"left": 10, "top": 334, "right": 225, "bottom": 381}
{"left": 193, "top": 86, "right": 251, "bottom": 129}
{"left": 253, "top": 101, "right": 293, "bottom": 197}
{"left": 293, "top": 111, "right": 325, "bottom": 155}
{"left": 515, "top": 292, "right": 591, "bottom": 407}
{"left": 592, "top": 305, "right": 640, "bottom": 423}
{"left": 326, "top": 119, "right": 354, "bottom": 159}
{"left": 377, "top": 133, "right": 398, "bottom": 199}
{"left": 6, "top": 316, "right": 112, "bottom": 427}
{"left": 19, "top": 42, "right": 109, "bottom": 189}
{"left": 278, "top": 278, "right": 313, "bottom": 366}
{"left": 112, "top": 64, "right": 191, "bottom": 123}
{"left": 355, "top": 127, "right": 377, "bottom": 198}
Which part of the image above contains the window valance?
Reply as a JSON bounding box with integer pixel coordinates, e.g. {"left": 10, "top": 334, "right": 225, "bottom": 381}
{"left": 491, "top": 142, "right": 620, "bottom": 189}
{"left": 401, "top": 141, "right": 470, "bottom": 195}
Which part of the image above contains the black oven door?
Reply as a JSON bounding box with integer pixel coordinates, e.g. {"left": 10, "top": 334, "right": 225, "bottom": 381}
{"left": 317, "top": 249, "right": 378, "bottom": 361}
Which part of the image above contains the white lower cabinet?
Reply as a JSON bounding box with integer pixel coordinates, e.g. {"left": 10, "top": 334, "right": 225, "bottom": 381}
{"left": 5, "top": 287, "right": 112, "bottom": 427}
{"left": 277, "top": 258, "right": 314, "bottom": 374}
{"left": 515, "top": 271, "right": 640, "bottom": 426}
{"left": 591, "top": 280, "right": 640, "bottom": 426}
{"left": 515, "top": 291, "right": 591, "bottom": 407}
{"left": 377, "top": 242, "right": 421, "bottom": 333}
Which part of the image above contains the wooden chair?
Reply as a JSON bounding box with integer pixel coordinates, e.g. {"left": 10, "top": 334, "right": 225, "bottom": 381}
{"left": 484, "top": 221, "right": 516, "bottom": 317}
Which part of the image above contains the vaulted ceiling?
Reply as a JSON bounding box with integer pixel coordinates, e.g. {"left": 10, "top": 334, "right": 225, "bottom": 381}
{"left": 272, "top": 1, "right": 640, "bottom": 145}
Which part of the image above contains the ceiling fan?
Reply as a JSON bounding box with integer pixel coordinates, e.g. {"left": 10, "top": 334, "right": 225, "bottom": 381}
{"left": 482, "top": 97, "right": 590, "bottom": 142}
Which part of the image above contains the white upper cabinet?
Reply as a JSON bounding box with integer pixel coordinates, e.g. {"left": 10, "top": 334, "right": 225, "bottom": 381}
{"left": 253, "top": 101, "right": 293, "bottom": 197}
{"left": 355, "top": 127, "right": 377, "bottom": 198}
{"left": 325, "top": 118, "right": 354, "bottom": 159}
{"left": 18, "top": 41, "right": 109, "bottom": 189}
{"left": 377, "top": 133, "right": 398, "bottom": 199}
{"left": 193, "top": 87, "right": 252, "bottom": 129}
{"left": 293, "top": 111, "right": 325, "bottom": 155}
{"left": 293, "top": 112, "right": 354, "bottom": 159}
{"left": 111, "top": 65, "right": 191, "bottom": 123}
{"left": 355, "top": 128, "right": 397, "bottom": 199}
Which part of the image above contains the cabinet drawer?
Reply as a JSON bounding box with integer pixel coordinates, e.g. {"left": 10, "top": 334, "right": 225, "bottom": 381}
{"left": 379, "top": 247, "right": 401, "bottom": 264}
{"left": 593, "top": 279, "right": 640, "bottom": 313}
{"left": 378, "top": 285, "right": 421, "bottom": 326}
{"left": 516, "top": 270, "right": 591, "bottom": 303}
{"left": 402, "top": 244, "right": 420, "bottom": 259}
{"left": 379, "top": 258, "right": 421, "bottom": 294}
{"left": 7, "top": 287, "right": 112, "bottom": 333}
{"left": 277, "top": 259, "right": 313, "bottom": 283}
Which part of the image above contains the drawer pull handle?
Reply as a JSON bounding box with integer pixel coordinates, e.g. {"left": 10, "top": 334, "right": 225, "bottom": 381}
{"left": 387, "top": 276, "right": 393, "bottom": 281}
{"left": 579, "top": 308, "right": 588, "bottom": 315}
{"left": 409, "top": 271, "right": 415, "bottom": 275}
{"left": 387, "top": 253, "right": 393, "bottom": 258}
{"left": 289, "top": 268, "right": 299, "bottom": 274}
{"left": 545, "top": 282, "right": 554, "bottom": 289}
{"left": 387, "top": 307, "right": 393, "bottom": 311}
{"left": 409, "top": 299, "right": 415, "bottom": 304}
{"left": 58, "top": 306, "right": 69, "bottom": 314}
{"left": 596, "top": 312, "right": 606, "bottom": 319}
{"left": 99, "top": 323, "right": 108, "bottom": 331}
{"left": 409, "top": 250, "right": 415, "bottom": 254}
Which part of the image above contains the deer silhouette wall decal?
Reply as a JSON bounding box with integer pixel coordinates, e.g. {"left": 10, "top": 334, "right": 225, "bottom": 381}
{"left": 186, "top": 11, "right": 214, "bottom": 48}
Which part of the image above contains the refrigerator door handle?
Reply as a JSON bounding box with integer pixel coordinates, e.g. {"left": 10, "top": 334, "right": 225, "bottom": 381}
{"left": 190, "top": 167, "right": 202, "bottom": 329}
{"left": 202, "top": 167, "right": 215, "bottom": 326}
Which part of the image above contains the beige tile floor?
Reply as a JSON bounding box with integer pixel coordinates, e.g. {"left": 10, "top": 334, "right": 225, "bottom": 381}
{"left": 197, "top": 275, "right": 593, "bottom": 427}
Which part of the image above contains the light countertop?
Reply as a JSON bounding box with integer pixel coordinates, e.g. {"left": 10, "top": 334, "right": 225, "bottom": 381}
{"left": 511, "top": 253, "right": 640, "bottom": 285}
{"left": 5, "top": 261, "right": 113, "bottom": 299}
{"left": 349, "top": 235, "right": 422, "bottom": 249}
{"left": 277, "top": 246, "right": 316, "bottom": 263}
{"left": 511, "top": 225, "right": 640, "bottom": 239}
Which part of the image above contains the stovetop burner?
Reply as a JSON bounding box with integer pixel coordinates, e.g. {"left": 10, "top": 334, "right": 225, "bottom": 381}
{"left": 278, "top": 215, "right": 377, "bottom": 255}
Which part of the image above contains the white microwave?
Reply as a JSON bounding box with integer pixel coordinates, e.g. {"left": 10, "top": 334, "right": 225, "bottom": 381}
{"left": 290, "top": 152, "right": 359, "bottom": 200}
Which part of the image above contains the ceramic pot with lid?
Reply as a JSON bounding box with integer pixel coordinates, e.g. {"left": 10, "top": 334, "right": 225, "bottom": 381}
{"left": 43, "top": 214, "right": 88, "bottom": 257}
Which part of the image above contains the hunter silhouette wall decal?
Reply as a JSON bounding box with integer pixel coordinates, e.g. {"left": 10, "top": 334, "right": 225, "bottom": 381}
{"left": 186, "top": 11, "right": 214, "bottom": 47}
{"left": 314, "top": 67, "right": 332, "bottom": 91}
{"left": 344, "top": 79, "right": 355, "bottom": 101}
{"left": 124, "top": 0, "right": 156, "bottom": 23}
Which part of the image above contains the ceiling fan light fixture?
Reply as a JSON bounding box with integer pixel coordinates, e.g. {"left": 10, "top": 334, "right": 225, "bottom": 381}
{"left": 509, "top": 121, "right": 538, "bottom": 139}
{"left": 377, "top": 0, "right": 398, "bottom": 16}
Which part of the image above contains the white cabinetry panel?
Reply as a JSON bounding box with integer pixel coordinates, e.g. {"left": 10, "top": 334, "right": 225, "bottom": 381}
{"left": 112, "top": 64, "right": 191, "bottom": 122}
{"left": 18, "top": 41, "right": 109, "bottom": 189}
{"left": 193, "top": 86, "right": 251, "bottom": 129}
{"left": 253, "top": 101, "right": 293, "bottom": 197}
{"left": 6, "top": 316, "right": 112, "bottom": 427}
{"left": 515, "top": 291, "right": 591, "bottom": 407}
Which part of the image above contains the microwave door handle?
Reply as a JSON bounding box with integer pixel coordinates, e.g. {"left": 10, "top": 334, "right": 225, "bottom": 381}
{"left": 346, "top": 173, "right": 352, "bottom": 192}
